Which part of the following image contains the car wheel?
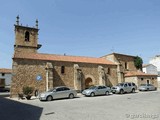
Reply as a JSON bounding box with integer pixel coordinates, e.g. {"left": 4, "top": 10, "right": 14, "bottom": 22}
{"left": 105, "top": 91, "right": 109, "bottom": 96}
{"left": 90, "top": 92, "right": 95, "bottom": 97}
{"left": 132, "top": 88, "right": 135, "bottom": 93}
{"left": 120, "top": 89, "right": 124, "bottom": 94}
{"left": 46, "top": 96, "right": 53, "bottom": 101}
{"left": 69, "top": 93, "right": 74, "bottom": 99}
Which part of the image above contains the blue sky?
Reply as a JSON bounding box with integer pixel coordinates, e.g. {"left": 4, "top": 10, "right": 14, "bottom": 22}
{"left": 1, "top": 0, "right": 160, "bottom": 68}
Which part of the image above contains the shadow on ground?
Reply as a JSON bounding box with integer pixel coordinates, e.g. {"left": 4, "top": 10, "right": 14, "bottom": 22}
{"left": 0, "top": 97, "right": 43, "bottom": 120}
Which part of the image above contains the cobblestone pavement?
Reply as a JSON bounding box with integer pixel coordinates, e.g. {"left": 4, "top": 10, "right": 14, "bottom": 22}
{"left": 1, "top": 91, "right": 160, "bottom": 120}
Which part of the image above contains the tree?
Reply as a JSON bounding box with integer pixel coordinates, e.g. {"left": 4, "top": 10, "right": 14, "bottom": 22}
{"left": 134, "top": 56, "right": 143, "bottom": 70}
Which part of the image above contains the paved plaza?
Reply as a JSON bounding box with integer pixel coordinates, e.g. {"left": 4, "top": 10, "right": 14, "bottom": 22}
{"left": 0, "top": 91, "right": 160, "bottom": 120}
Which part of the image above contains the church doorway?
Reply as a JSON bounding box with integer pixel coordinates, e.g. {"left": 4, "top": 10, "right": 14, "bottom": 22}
{"left": 85, "top": 78, "right": 93, "bottom": 89}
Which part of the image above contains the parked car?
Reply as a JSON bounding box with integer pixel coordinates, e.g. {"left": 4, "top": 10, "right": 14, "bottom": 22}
{"left": 111, "top": 82, "right": 137, "bottom": 94}
{"left": 138, "top": 84, "right": 157, "bottom": 91}
{"left": 82, "top": 85, "right": 111, "bottom": 97}
{"left": 0, "top": 86, "right": 10, "bottom": 92}
{"left": 39, "top": 86, "right": 77, "bottom": 101}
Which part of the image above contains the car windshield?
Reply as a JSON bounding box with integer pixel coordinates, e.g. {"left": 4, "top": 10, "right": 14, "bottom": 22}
{"left": 117, "top": 83, "right": 124, "bottom": 86}
{"left": 89, "top": 86, "right": 97, "bottom": 90}
{"left": 140, "top": 84, "right": 146, "bottom": 86}
{"left": 47, "top": 88, "right": 56, "bottom": 92}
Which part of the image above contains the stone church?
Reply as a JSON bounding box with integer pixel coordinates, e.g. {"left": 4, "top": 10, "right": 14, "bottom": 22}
{"left": 10, "top": 17, "right": 158, "bottom": 97}
{"left": 10, "top": 17, "right": 119, "bottom": 97}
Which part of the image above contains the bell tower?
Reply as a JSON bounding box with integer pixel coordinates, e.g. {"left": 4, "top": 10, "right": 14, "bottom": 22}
{"left": 14, "top": 16, "right": 41, "bottom": 54}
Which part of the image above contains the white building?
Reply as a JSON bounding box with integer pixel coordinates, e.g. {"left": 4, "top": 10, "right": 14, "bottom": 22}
{"left": 149, "top": 55, "right": 160, "bottom": 71}
{"left": 0, "top": 68, "right": 12, "bottom": 87}
{"left": 143, "top": 64, "right": 158, "bottom": 75}
{"left": 149, "top": 55, "right": 160, "bottom": 87}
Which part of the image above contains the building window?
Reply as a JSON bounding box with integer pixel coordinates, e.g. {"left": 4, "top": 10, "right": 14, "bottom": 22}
{"left": 141, "top": 78, "right": 143, "bottom": 81}
{"left": 25, "top": 31, "right": 30, "bottom": 41}
{"left": 125, "top": 62, "right": 128, "bottom": 69}
{"left": 107, "top": 68, "right": 110, "bottom": 75}
{"left": 2, "top": 73, "right": 5, "bottom": 76}
{"left": 61, "top": 66, "right": 65, "bottom": 74}
{"left": 147, "top": 80, "right": 150, "bottom": 84}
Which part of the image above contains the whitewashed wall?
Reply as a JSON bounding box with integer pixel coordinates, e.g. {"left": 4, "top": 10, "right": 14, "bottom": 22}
{"left": 0, "top": 73, "right": 12, "bottom": 86}
{"left": 150, "top": 56, "right": 160, "bottom": 71}
{"left": 143, "top": 64, "right": 158, "bottom": 75}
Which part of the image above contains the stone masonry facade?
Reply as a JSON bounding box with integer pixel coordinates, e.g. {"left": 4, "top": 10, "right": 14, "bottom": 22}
{"left": 11, "top": 58, "right": 117, "bottom": 97}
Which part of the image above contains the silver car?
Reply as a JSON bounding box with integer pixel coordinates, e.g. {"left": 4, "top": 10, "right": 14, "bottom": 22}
{"left": 138, "top": 84, "right": 157, "bottom": 91}
{"left": 111, "top": 82, "right": 137, "bottom": 94}
{"left": 82, "top": 85, "right": 111, "bottom": 97}
{"left": 39, "top": 86, "right": 77, "bottom": 101}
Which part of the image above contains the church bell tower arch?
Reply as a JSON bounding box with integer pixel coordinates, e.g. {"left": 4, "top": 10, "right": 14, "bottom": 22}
{"left": 14, "top": 16, "right": 41, "bottom": 54}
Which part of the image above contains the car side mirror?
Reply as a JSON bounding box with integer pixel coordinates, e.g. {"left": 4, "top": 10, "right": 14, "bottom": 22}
{"left": 53, "top": 90, "right": 56, "bottom": 92}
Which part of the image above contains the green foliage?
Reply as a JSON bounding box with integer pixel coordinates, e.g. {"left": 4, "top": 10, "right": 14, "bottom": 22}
{"left": 134, "top": 56, "right": 143, "bottom": 70}
{"left": 23, "top": 86, "right": 33, "bottom": 95}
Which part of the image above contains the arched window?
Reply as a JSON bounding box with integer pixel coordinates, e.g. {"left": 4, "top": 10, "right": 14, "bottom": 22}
{"left": 25, "top": 31, "right": 30, "bottom": 41}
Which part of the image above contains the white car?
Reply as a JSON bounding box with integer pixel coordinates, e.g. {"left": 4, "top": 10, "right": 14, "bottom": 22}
{"left": 82, "top": 85, "right": 111, "bottom": 97}
{"left": 39, "top": 86, "right": 77, "bottom": 101}
{"left": 111, "top": 82, "right": 137, "bottom": 94}
{"left": 138, "top": 84, "right": 157, "bottom": 91}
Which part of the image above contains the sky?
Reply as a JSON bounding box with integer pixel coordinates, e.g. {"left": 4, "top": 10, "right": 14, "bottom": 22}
{"left": 1, "top": 0, "right": 160, "bottom": 68}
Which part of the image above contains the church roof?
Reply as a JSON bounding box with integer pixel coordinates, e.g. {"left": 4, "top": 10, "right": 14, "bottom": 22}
{"left": 124, "top": 71, "right": 157, "bottom": 77}
{"left": 13, "top": 53, "right": 116, "bottom": 65}
{"left": 101, "top": 52, "right": 136, "bottom": 58}
{"left": 0, "top": 68, "right": 12, "bottom": 73}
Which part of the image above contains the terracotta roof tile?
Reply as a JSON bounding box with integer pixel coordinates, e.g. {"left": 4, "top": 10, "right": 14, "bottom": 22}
{"left": 125, "top": 71, "right": 157, "bottom": 77}
{"left": 13, "top": 53, "right": 116, "bottom": 65}
{"left": 0, "top": 68, "right": 12, "bottom": 73}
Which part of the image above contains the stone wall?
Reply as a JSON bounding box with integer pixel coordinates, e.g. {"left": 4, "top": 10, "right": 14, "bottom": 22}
{"left": 11, "top": 59, "right": 46, "bottom": 97}
{"left": 102, "top": 53, "right": 137, "bottom": 71}
{"left": 52, "top": 61, "right": 75, "bottom": 88}
{"left": 15, "top": 26, "right": 38, "bottom": 48}
{"left": 11, "top": 58, "right": 118, "bottom": 97}
{"left": 102, "top": 53, "right": 138, "bottom": 83}
{"left": 14, "top": 25, "right": 39, "bottom": 54}
{"left": 125, "top": 77, "right": 138, "bottom": 86}
{"left": 14, "top": 47, "right": 37, "bottom": 54}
